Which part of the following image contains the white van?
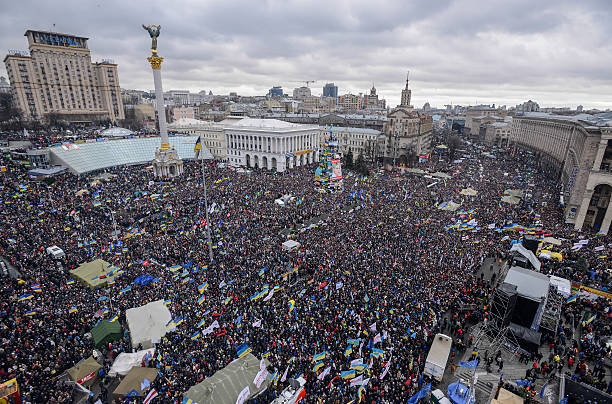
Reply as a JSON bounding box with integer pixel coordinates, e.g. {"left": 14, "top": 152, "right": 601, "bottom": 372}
{"left": 46, "top": 246, "right": 65, "bottom": 259}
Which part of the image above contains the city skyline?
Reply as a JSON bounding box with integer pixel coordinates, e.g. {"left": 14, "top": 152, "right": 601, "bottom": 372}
{"left": 1, "top": 0, "right": 611, "bottom": 110}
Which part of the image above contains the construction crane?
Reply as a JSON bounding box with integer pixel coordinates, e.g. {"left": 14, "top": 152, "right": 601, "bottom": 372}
{"left": 292, "top": 80, "right": 316, "bottom": 88}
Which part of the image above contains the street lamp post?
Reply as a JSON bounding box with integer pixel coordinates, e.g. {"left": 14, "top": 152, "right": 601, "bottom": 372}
{"left": 200, "top": 155, "right": 214, "bottom": 262}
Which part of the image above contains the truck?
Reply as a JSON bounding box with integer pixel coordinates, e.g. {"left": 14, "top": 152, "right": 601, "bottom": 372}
{"left": 424, "top": 333, "right": 452, "bottom": 382}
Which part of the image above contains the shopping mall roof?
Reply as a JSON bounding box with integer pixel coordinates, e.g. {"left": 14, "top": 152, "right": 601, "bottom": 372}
{"left": 48, "top": 136, "right": 212, "bottom": 175}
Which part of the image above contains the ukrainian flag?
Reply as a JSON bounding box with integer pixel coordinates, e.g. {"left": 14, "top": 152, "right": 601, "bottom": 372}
{"left": 262, "top": 350, "right": 271, "bottom": 358}
{"left": 566, "top": 294, "right": 578, "bottom": 303}
{"left": 174, "top": 316, "right": 184, "bottom": 326}
{"left": 350, "top": 363, "right": 367, "bottom": 373}
{"left": 166, "top": 318, "right": 175, "bottom": 328}
{"left": 358, "top": 386, "right": 366, "bottom": 401}
{"left": 109, "top": 314, "right": 119, "bottom": 322}
{"left": 258, "top": 267, "right": 267, "bottom": 277}
{"left": 119, "top": 286, "right": 132, "bottom": 294}
{"left": 313, "top": 351, "right": 326, "bottom": 362}
{"left": 313, "top": 360, "right": 325, "bottom": 372}
{"left": 182, "top": 398, "right": 194, "bottom": 404}
{"left": 224, "top": 297, "right": 232, "bottom": 305}
{"left": 370, "top": 348, "right": 384, "bottom": 359}
{"left": 341, "top": 369, "right": 356, "bottom": 379}
{"left": 270, "top": 370, "right": 279, "bottom": 386}
{"left": 190, "top": 331, "right": 200, "bottom": 340}
{"left": 198, "top": 282, "right": 208, "bottom": 293}
{"left": 288, "top": 299, "right": 295, "bottom": 313}
{"left": 344, "top": 345, "right": 353, "bottom": 357}
{"left": 194, "top": 136, "right": 202, "bottom": 159}
{"left": 197, "top": 295, "right": 205, "bottom": 305}
{"left": 197, "top": 318, "right": 206, "bottom": 328}
{"left": 236, "top": 343, "right": 252, "bottom": 358}
{"left": 69, "top": 306, "right": 78, "bottom": 314}
{"left": 583, "top": 314, "right": 596, "bottom": 326}
{"left": 25, "top": 310, "right": 36, "bottom": 316}
{"left": 364, "top": 294, "right": 370, "bottom": 303}
{"left": 18, "top": 293, "right": 34, "bottom": 302}
{"left": 164, "top": 299, "right": 172, "bottom": 306}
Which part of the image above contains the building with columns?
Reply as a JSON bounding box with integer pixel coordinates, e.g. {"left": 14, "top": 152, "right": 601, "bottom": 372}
{"left": 225, "top": 118, "right": 319, "bottom": 172}
{"left": 510, "top": 112, "right": 612, "bottom": 233}
{"left": 167, "top": 118, "right": 226, "bottom": 160}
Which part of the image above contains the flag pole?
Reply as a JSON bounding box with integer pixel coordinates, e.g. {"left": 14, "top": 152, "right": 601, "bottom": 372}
{"left": 199, "top": 145, "right": 214, "bottom": 262}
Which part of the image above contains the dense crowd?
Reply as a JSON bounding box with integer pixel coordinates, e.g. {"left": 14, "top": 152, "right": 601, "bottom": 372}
{"left": 0, "top": 132, "right": 610, "bottom": 403}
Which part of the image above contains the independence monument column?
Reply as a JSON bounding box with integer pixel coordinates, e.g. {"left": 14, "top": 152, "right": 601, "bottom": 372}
{"left": 143, "top": 24, "right": 183, "bottom": 178}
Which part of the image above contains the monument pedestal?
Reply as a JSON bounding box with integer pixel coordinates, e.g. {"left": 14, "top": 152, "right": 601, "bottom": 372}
{"left": 153, "top": 146, "right": 183, "bottom": 178}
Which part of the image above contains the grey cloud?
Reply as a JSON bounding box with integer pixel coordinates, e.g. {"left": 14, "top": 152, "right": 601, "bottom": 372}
{"left": 0, "top": 0, "right": 611, "bottom": 109}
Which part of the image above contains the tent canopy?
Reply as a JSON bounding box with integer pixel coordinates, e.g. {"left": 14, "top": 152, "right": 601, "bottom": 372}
{"left": 282, "top": 240, "right": 301, "bottom": 251}
{"left": 460, "top": 188, "right": 478, "bottom": 196}
{"left": 432, "top": 172, "right": 451, "bottom": 179}
{"left": 184, "top": 353, "right": 269, "bottom": 404}
{"left": 501, "top": 195, "right": 520, "bottom": 205}
{"left": 438, "top": 201, "right": 460, "bottom": 211}
{"left": 66, "top": 356, "right": 101, "bottom": 385}
{"left": 113, "top": 366, "right": 158, "bottom": 397}
{"left": 126, "top": 300, "right": 172, "bottom": 349}
{"left": 542, "top": 236, "right": 562, "bottom": 246}
{"left": 492, "top": 388, "right": 524, "bottom": 404}
{"left": 70, "top": 259, "right": 118, "bottom": 289}
{"left": 109, "top": 348, "right": 156, "bottom": 377}
{"left": 91, "top": 320, "right": 122, "bottom": 348}
{"left": 550, "top": 275, "right": 571, "bottom": 298}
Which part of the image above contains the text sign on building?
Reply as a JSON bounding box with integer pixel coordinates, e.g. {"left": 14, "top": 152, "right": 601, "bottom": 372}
{"left": 32, "top": 32, "right": 85, "bottom": 48}
{"left": 294, "top": 149, "right": 313, "bottom": 156}
{"left": 8, "top": 50, "right": 30, "bottom": 57}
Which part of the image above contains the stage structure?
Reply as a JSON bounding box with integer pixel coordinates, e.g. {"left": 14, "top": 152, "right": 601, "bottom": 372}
{"left": 143, "top": 24, "right": 183, "bottom": 178}
{"left": 314, "top": 136, "right": 343, "bottom": 191}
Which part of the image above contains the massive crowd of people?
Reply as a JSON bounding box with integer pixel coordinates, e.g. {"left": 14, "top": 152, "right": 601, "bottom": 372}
{"left": 0, "top": 132, "right": 610, "bottom": 403}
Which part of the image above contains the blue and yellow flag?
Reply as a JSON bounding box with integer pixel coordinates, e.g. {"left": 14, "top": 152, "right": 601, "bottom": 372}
{"left": 288, "top": 299, "right": 295, "bottom": 313}
{"left": 313, "top": 351, "right": 326, "bottom": 362}
{"left": 164, "top": 299, "right": 172, "bottom": 306}
{"left": 190, "top": 331, "right": 200, "bottom": 340}
{"left": 313, "top": 360, "right": 325, "bottom": 372}
{"left": 197, "top": 295, "right": 205, "bottom": 305}
{"left": 236, "top": 343, "right": 252, "bottom": 358}
{"left": 341, "top": 369, "right": 356, "bottom": 379}
{"left": 194, "top": 136, "right": 202, "bottom": 159}
{"left": 109, "top": 314, "right": 119, "bottom": 322}
{"left": 566, "top": 294, "right": 578, "bottom": 303}
{"left": 69, "top": 306, "right": 78, "bottom": 314}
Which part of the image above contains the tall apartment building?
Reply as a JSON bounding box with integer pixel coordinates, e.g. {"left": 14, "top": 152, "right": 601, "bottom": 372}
{"left": 338, "top": 93, "right": 363, "bottom": 111}
{"left": 322, "top": 83, "right": 338, "bottom": 98}
{"left": 3, "top": 30, "right": 124, "bottom": 123}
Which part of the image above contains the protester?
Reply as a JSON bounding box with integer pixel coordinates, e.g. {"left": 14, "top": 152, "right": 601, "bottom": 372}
{"left": 0, "top": 130, "right": 609, "bottom": 403}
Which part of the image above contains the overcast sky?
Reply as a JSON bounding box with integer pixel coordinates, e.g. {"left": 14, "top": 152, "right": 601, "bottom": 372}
{"left": 2, "top": 0, "right": 611, "bottom": 109}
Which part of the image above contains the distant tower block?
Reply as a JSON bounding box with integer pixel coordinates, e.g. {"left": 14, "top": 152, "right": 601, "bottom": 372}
{"left": 143, "top": 24, "right": 183, "bottom": 178}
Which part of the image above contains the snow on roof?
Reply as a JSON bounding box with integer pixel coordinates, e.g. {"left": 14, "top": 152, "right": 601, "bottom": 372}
{"left": 168, "top": 118, "right": 219, "bottom": 128}
{"left": 226, "top": 118, "right": 318, "bottom": 132}
{"left": 522, "top": 112, "right": 612, "bottom": 127}
{"left": 326, "top": 126, "right": 381, "bottom": 134}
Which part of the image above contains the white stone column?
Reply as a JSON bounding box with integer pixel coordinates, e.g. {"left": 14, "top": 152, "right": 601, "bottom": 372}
{"left": 593, "top": 139, "right": 608, "bottom": 171}
{"left": 150, "top": 61, "right": 169, "bottom": 148}
{"left": 599, "top": 197, "right": 612, "bottom": 234}
{"left": 574, "top": 189, "right": 594, "bottom": 230}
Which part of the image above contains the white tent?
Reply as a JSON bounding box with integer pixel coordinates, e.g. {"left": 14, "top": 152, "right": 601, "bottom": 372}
{"left": 126, "top": 300, "right": 173, "bottom": 349}
{"left": 108, "top": 348, "right": 156, "bottom": 377}
{"left": 282, "top": 240, "right": 301, "bottom": 251}
{"left": 549, "top": 275, "right": 571, "bottom": 298}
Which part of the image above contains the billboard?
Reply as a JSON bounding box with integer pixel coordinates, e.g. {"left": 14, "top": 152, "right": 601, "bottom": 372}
{"left": 330, "top": 159, "right": 342, "bottom": 181}
{"left": 0, "top": 378, "right": 21, "bottom": 404}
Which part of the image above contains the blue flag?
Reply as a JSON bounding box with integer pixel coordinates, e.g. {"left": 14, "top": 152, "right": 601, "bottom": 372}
{"left": 458, "top": 360, "right": 478, "bottom": 369}
{"left": 407, "top": 383, "right": 431, "bottom": 404}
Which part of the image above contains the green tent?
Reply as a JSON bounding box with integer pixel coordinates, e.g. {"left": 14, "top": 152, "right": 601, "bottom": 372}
{"left": 66, "top": 356, "right": 101, "bottom": 386}
{"left": 183, "top": 353, "right": 270, "bottom": 404}
{"left": 70, "top": 259, "right": 118, "bottom": 289}
{"left": 91, "top": 320, "right": 122, "bottom": 348}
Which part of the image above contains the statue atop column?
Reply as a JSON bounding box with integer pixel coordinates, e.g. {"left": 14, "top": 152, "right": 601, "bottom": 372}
{"left": 142, "top": 24, "right": 161, "bottom": 56}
